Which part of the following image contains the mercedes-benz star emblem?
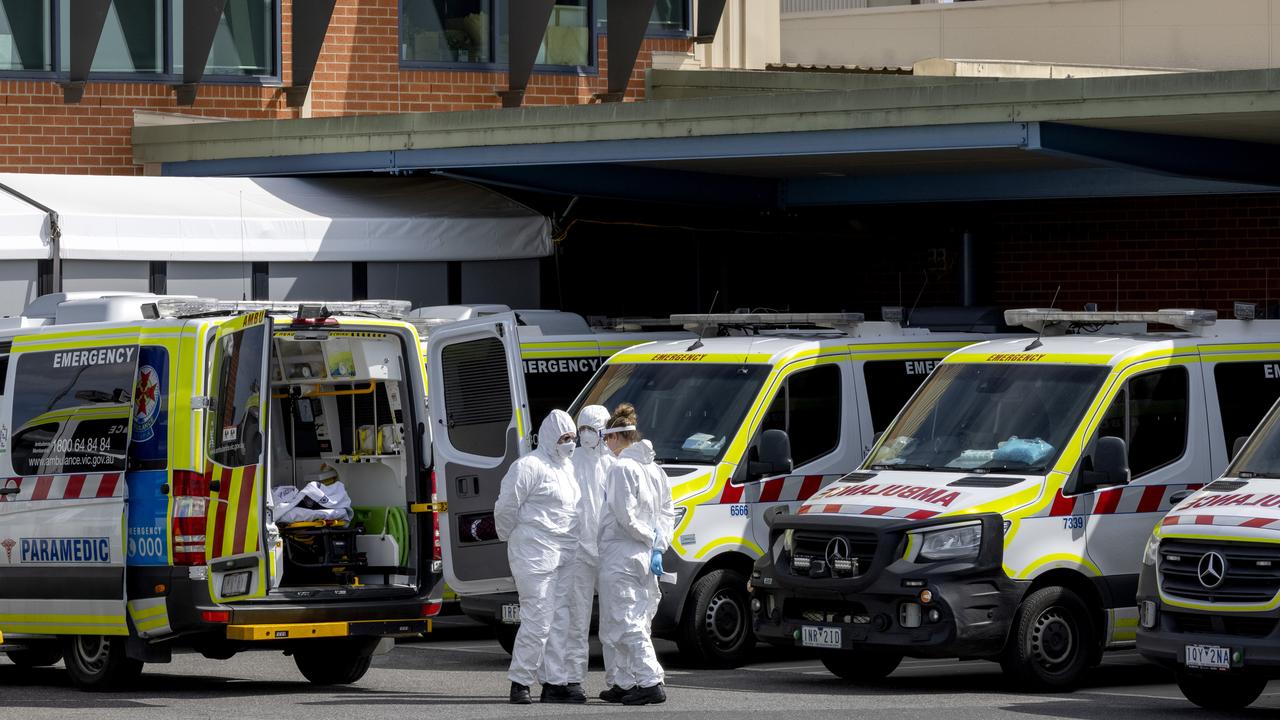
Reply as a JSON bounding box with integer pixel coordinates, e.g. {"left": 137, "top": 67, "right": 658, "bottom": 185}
{"left": 825, "top": 536, "right": 851, "bottom": 565}
{"left": 1198, "top": 551, "right": 1227, "bottom": 589}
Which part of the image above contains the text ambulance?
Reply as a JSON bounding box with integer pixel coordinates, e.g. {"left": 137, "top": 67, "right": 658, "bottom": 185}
{"left": 0, "top": 293, "right": 436, "bottom": 690}
{"left": 752, "top": 307, "right": 1280, "bottom": 690}
{"left": 426, "top": 312, "right": 1005, "bottom": 666}
{"left": 1137, "top": 366, "right": 1280, "bottom": 710}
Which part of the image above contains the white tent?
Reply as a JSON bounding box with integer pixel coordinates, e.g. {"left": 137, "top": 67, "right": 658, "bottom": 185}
{"left": 0, "top": 174, "right": 551, "bottom": 262}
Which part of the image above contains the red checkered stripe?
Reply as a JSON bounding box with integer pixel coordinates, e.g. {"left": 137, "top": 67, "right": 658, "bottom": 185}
{"left": 797, "top": 503, "right": 940, "bottom": 521}
{"left": 0, "top": 472, "right": 123, "bottom": 503}
{"left": 1040, "top": 483, "right": 1203, "bottom": 517}
{"left": 1161, "top": 514, "right": 1280, "bottom": 531}
{"left": 717, "top": 474, "right": 842, "bottom": 505}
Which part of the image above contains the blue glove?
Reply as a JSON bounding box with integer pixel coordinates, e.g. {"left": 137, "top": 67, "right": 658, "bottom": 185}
{"left": 650, "top": 549, "right": 664, "bottom": 576}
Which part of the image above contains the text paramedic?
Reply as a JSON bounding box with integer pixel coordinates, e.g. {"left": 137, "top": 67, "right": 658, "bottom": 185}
{"left": 20, "top": 537, "right": 111, "bottom": 563}
{"left": 52, "top": 347, "right": 135, "bottom": 368}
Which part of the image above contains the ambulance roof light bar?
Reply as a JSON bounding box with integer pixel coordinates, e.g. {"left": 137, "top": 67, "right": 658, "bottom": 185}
{"left": 150, "top": 298, "right": 412, "bottom": 319}
{"left": 1005, "top": 308, "right": 1218, "bottom": 333}
{"left": 671, "top": 312, "right": 866, "bottom": 335}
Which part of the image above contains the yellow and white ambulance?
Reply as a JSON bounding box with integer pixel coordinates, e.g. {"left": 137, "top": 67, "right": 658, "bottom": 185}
{"left": 1137, "top": 358, "right": 1280, "bottom": 710}
{"left": 753, "top": 307, "right": 1280, "bottom": 690}
{"left": 427, "top": 311, "right": 1005, "bottom": 666}
{"left": 0, "top": 293, "right": 436, "bottom": 690}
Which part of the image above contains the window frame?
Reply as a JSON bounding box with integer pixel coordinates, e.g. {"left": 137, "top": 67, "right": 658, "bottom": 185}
{"left": 0, "top": 0, "right": 282, "bottom": 86}
{"left": 398, "top": 0, "right": 599, "bottom": 75}
{"left": 1090, "top": 365, "right": 1191, "bottom": 481}
{"left": 738, "top": 362, "right": 843, "bottom": 484}
{"left": 594, "top": 0, "right": 692, "bottom": 39}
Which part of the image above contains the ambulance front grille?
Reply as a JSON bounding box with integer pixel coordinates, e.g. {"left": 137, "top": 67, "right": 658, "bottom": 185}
{"left": 1159, "top": 539, "right": 1280, "bottom": 604}
{"left": 789, "top": 531, "right": 878, "bottom": 579}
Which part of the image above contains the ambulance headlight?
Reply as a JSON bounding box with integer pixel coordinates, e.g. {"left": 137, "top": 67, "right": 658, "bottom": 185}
{"left": 914, "top": 522, "right": 982, "bottom": 562}
{"left": 673, "top": 506, "right": 688, "bottom": 528}
{"left": 1142, "top": 533, "right": 1161, "bottom": 567}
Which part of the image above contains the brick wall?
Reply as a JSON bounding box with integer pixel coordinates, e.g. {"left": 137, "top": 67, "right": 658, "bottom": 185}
{"left": 0, "top": 0, "right": 692, "bottom": 174}
{"left": 984, "top": 194, "right": 1280, "bottom": 316}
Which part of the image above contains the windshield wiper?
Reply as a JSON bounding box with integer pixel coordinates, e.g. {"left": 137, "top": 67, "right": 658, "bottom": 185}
{"left": 869, "top": 463, "right": 936, "bottom": 471}
{"left": 962, "top": 465, "right": 1046, "bottom": 476}
{"left": 1239, "top": 471, "right": 1280, "bottom": 479}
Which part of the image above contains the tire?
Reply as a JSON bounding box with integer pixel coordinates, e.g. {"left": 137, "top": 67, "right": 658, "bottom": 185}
{"left": 494, "top": 623, "right": 518, "bottom": 656}
{"left": 61, "top": 635, "right": 143, "bottom": 692}
{"left": 1176, "top": 671, "right": 1267, "bottom": 711}
{"left": 6, "top": 644, "right": 63, "bottom": 668}
{"left": 820, "top": 650, "right": 903, "bottom": 681}
{"left": 1000, "top": 586, "right": 1094, "bottom": 692}
{"left": 293, "top": 641, "right": 375, "bottom": 686}
{"left": 676, "top": 568, "right": 755, "bottom": 668}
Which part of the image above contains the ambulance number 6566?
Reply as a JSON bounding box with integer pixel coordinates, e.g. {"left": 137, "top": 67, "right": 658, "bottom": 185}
{"left": 730, "top": 504, "right": 750, "bottom": 517}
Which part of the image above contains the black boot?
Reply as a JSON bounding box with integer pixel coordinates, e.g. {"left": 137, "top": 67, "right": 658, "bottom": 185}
{"left": 510, "top": 682, "right": 532, "bottom": 704}
{"left": 621, "top": 683, "right": 666, "bottom": 706}
{"left": 599, "top": 685, "right": 628, "bottom": 703}
{"left": 539, "top": 683, "right": 585, "bottom": 704}
{"left": 564, "top": 683, "right": 588, "bottom": 703}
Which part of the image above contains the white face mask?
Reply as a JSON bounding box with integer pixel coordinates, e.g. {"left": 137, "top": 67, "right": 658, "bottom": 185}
{"left": 552, "top": 440, "right": 576, "bottom": 461}
{"left": 579, "top": 428, "right": 601, "bottom": 449}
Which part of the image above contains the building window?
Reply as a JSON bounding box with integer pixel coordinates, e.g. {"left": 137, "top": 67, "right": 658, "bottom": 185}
{"left": 2, "top": 0, "right": 278, "bottom": 81}
{"left": 59, "top": 0, "right": 163, "bottom": 74}
{"left": 401, "top": 0, "right": 596, "bottom": 70}
{"left": 0, "top": 1, "right": 51, "bottom": 71}
{"left": 400, "top": 0, "right": 492, "bottom": 65}
{"left": 173, "top": 0, "right": 275, "bottom": 77}
{"left": 595, "top": 0, "right": 690, "bottom": 36}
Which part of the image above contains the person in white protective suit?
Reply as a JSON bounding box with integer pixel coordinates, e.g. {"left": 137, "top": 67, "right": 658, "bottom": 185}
{"left": 597, "top": 403, "right": 675, "bottom": 706}
{"left": 540, "top": 405, "right": 615, "bottom": 703}
{"left": 494, "top": 409, "right": 581, "bottom": 705}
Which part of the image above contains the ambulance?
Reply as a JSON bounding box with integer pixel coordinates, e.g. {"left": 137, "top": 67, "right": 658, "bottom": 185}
{"left": 0, "top": 293, "right": 437, "bottom": 690}
{"left": 426, "top": 311, "right": 1006, "bottom": 666}
{"left": 1137, "top": 359, "right": 1280, "bottom": 709}
{"left": 751, "top": 307, "right": 1280, "bottom": 691}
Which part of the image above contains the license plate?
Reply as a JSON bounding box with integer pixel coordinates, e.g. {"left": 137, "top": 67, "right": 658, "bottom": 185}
{"left": 501, "top": 603, "right": 521, "bottom": 624}
{"left": 221, "top": 571, "right": 251, "bottom": 598}
{"left": 801, "top": 625, "right": 842, "bottom": 649}
{"left": 1185, "top": 644, "right": 1233, "bottom": 671}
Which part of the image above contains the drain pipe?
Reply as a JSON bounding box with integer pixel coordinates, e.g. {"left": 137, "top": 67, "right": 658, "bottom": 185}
{"left": 0, "top": 182, "right": 60, "bottom": 293}
{"left": 961, "top": 231, "right": 976, "bottom": 307}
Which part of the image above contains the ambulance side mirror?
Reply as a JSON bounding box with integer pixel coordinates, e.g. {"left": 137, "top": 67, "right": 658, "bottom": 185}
{"left": 1082, "top": 436, "right": 1129, "bottom": 489}
{"left": 749, "top": 429, "right": 793, "bottom": 480}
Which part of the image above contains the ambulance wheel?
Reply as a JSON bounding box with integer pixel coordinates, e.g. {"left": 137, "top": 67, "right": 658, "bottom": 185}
{"left": 494, "top": 624, "right": 518, "bottom": 655}
{"left": 61, "top": 635, "right": 142, "bottom": 691}
{"left": 1001, "top": 586, "right": 1093, "bottom": 692}
{"left": 5, "top": 643, "right": 63, "bottom": 667}
{"left": 293, "top": 641, "right": 374, "bottom": 686}
{"left": 820, "top": 650, "right": 903, "bottom": 681}
{"left": 1176, "top": 671, "right": 1267, "bottom": 711}
{"left": 677, "top": 568, "right": 754, "bottom": 668}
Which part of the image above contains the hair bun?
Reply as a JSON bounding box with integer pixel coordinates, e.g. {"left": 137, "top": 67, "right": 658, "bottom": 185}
{"left": 610, "top": 402, "right": 638, "bottom": 428}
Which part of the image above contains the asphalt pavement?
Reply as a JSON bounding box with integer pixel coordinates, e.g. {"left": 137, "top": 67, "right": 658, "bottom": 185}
{"left": 1, "top": 617, "right": 1277, "bottom": 719}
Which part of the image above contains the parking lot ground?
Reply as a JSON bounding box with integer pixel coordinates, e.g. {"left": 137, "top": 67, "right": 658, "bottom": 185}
{"left": 2, "top": 622, "right": 1278, "bottom": 720}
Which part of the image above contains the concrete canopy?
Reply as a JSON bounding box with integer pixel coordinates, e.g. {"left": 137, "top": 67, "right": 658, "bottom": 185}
{"left": 132, "top": 68, "right": 1280, "bottom": 206}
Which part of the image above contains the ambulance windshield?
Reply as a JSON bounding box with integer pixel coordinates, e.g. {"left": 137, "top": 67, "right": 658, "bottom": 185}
{"left": 868, "top": 363, "right": 1108, "bottom": 474}
{"left": 1229, "top": 402, "right": 1280, "bottom": 479}
{"left": 575, "top": 363, "right": 770, "bottom": 464}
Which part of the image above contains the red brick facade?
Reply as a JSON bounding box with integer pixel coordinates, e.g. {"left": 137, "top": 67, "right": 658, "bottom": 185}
{"left": 0, "top": 0, "right": 692, "bottom": 175}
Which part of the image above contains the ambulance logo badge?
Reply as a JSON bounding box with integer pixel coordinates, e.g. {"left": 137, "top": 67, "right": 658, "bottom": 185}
{"left": 1198, "top": 551, "right": 1226, "bottom": 589}
{"left": 133, "top": 364, "right": 161, "bottom": 442}
{"left": 1, "top": 538, "right": 15, "bottom": 564}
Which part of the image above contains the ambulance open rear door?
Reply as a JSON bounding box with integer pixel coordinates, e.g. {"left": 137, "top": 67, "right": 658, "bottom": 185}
{"left": 203, "top": 311, "right": 273, "bottom": 602}
{"left": 427, "top": 313, "right": 530, "bottom": 596}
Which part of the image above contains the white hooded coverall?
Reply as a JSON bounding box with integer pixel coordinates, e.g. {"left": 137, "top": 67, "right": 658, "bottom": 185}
{"left": 542, "top": 405, "right": 615, "bottom": 686}
{"left": 495, "top": 409, "right": 581, "bottom": 687}
{"left": 597, "top": 439, "right": 674, "bottom": 690}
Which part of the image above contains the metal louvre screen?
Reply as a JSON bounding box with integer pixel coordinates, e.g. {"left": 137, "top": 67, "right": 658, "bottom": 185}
{"left": 441, "top": 337, "right": 512, "bottom": 458}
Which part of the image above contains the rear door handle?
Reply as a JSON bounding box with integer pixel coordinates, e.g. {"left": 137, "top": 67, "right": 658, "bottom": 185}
{"left": 0, "top": 487, "right": 19, "bottom": 496}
